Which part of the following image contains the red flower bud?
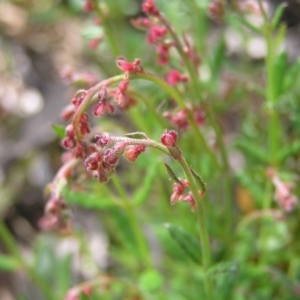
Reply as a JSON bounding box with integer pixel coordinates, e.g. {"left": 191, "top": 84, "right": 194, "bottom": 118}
{"left": 62, "top": 136, "right": 76, "bottom": 149}
{"left": 142, "top": 0, "right": 160, "bottom": 16}
{"left": 85, "top": 152, "right": 102, "bottom": 171}
{"left": 94, "top": 132, "right": 112, "bottom": 147}
{"left": 124, "top": 145, "right": 146, "bottom": 162}
{"left": 160, "top": 130, "right": 178, "bottom": 147}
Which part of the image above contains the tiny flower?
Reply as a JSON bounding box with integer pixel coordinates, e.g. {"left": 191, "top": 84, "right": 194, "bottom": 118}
{"left": 103, "top": 149, "right": 119, "bottom": 165}
{"left": 124, "top": 145, "right": 146, "bottom": 162}
{"left": 170, "top": 179, "right": 189, "bottom": 204}
{"left": 61, "top": 104, "right": 75, "bottom": 120}
{"left": 85, "top": 152, "right": 102, "bottom": 171}
{"left": 165, "top": 69, "right": 188, "bottom": 86}
{"left": 208, "top": 0, "right": 225, "bottom": 23}
{"left": 131, "top": 17, "right": 152, "bottom": 29}
{"left": 94, "top": 132, "right": 112, "bottom": 147}
{"left": 142, "top": 0, "right": 160, "bottom": 16}
{"left": 71, "top": 90, "right": 87, "bottom": 108}
{"left": 83, "top": 0, "right": 94, "bottom": 13}
{"left": 272, "top": 176, "right": 297, "bottom": 212}
{"left": 116, "top": 57, "right": 143, "bottom": 73}
{"left": 147, "top": 25, "right": 167, "bottom": 44}
{"left": 160, "top": 129, "right": 178, "bottom": 147}
{"left": 65, "top": 124, "right": 75, "bottom": 139}
{"left": 62, "top": 136, "right": 76, "bottom": 149}
{"left": 182, "top": 193, "right": 196, "bottom": 212}
{"left": 88, "top": 37, "right": 102, "bottom": 50}
{"left": 79, "top": 113, "right": 90, "bottom": 135}
{"left": 156, "top": 43, "right": 173, "bottom": 65}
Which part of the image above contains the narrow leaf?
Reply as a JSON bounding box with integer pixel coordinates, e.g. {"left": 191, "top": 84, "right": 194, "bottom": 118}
{"left": 51, "top": 124, "right": 66, "bottom": 139}
{"left": 207, "top": 261, "right": 238, "bottom": 278}
{"left": 234, "top": 140, "right": 269, "bottom": 164}
{"left": 133, "top": 161, "right": 159, "bottom": 206}
{"left": 271, "top": 3, "right": 287, "bottom": 28}
{"left": 165, "top": 223, "right": 201, "bottom": 264}
{"left": 0, "top": 254, "right": 21, "bottom": 271}
{"left": 63, "top": 187, "right": 120, "bottom": 209}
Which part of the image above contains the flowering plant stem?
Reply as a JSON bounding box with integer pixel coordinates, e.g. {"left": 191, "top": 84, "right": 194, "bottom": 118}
{"left": 111, "top": 175, "right": 153, "bottom": 268}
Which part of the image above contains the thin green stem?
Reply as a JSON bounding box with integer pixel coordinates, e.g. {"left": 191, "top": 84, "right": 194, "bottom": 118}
{"left": 131, "top": 72, "right": 222, "bottom": 169}
{"left": 258, "top": 0, "right": 281, "bottom": 165}
{"left": 0, "top": 221, "right": 55, "bottom": 300}
{"left": 159, "top": 13, "right": 229, "bottom": 172}
{"left": 111, "top": 176, "right": 152, "bottom": 268}
{"left": 177, "top": 156, "right": 213, "bottom": 299}
{"left": 94, "top": 1, "right": 119, "bottom": 56}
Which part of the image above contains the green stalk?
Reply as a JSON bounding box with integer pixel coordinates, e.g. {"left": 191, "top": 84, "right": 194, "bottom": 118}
{"left": 111, "top": 176, "right": 152, "bottom": 268}
{"left": 0, "top": 221, "right": 55, "bottom": 300}
{"left": 258, "top": 0, "right": 281, "bottom": 166}
{"left": 131, "top": 72, "right": 222, "bottom": 169}
{"left": 177, "top": 156, "right": 213, "bottom": 299}
{"left": 94, "top": 0, "right": 119, "bottom": 56}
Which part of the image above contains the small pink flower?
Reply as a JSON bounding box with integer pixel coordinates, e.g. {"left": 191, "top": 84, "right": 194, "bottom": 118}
{"left": 61, "top": 104, "right": 75, "bottom": 121}
{"left": 95, "top": 132, "right": 112, "bottom": 147}
{"left": 147, "top": 25, "right": 167, "bottom": 44}
{"left": 78, "top": 113, "right": 90, "bottom": 135}
{"left": 165, "top": 69, "right": 188, "bottom": 86}
{"left": 88, "top": 37, "right": 102, "bottom": 50}
{"left": 116, "top": 57, "right": 143, "bottom": 73}
{"left": 273, "top": 176, "right": 297, "bottom": 212}
{"left": 85, "top": 152, "right": 102, "bottom": 171}
{"left": 142, "top": 0, "right": 160, "bottom": 16}
{"left": 62, "top": 136, "right": 76, "bottom": 149}
{"left": 156, "top": 43, "right": 173, "bottom": 65}
{"left": 160, "top": 130, "right": 178, "bottom": 147}
{"left": 208, "top": 0, "right": 225, "bottom": 22}
{"left": 83, "top": 0, "right": 94, "bottom": 13}
{"left": 170, "top": 179, "right": 189, "bottom": 204}
{"left": 182, "top": 193, "right": 196, "bottom": 212}
{"left": 124, "top": 145, "right": 146, "bottom": 162}
{"left": 131, "top": 17, "right": 152, "bottom": 29}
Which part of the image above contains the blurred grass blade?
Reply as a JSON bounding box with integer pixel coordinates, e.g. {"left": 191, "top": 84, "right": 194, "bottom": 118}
{"left": 51, "top": 124, "right": 66, "bottom": 139}
{"left": 165, "top": 223, "right": 201, "bottom": 264}
{"left": 207, "top": 261, "right": 238, "bottom": 278}
{"left": 271, "top": 3, "right": 287, "bottom": 29}
{"left": 133, "top": 160, "right": 160, "bottom": 206}
{"left": 0, "top": 254, "right": 21, "bottom": 271}
{"left": 234, "top": 140, "right": 269, "bottom": 164}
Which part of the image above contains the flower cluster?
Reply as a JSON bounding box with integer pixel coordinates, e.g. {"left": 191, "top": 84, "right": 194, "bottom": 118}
{"left": 170, "top": 179, "right": 198, "bottom": 211}
{"left": 266, "top": 168, "right": 298, "bottom": 212}
{"left": 163, "top": 106, "right": 205, "bottom": 131}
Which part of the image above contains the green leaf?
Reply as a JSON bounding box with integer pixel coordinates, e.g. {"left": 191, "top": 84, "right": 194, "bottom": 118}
{"left": 272, "top": 51, "right": 288, "bottom": 98}
{"left": 276, "top": 139, "right": 300, "bottom": 163}
{"left": 0, "top": 254, "right": 21, "bottom": 271}
{"left": 271, "top": 3, "right": 286, "bottom": 28}
{"left": 138, "top": 269, "right": 164, "bottom": 293}
{"left": 133, "top": 160, "right": 160, "bottom": 206}
{"left": 234, "top": 139, "right": 269, "bottom": 164}
{"left": 207, "top": 261, "right": 238, "bottom": 278}
{"left": 63, "top": 186, "right": 119, "bottom": 209}
{"left": 52, "top": 124, "right": 66, "bottom": 139}
{"left": 165, "top": 223, "right": 201, "bottom": 264}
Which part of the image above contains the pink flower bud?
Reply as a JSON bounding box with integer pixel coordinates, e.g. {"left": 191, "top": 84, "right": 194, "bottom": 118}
{"left": 94, "top": 132, "right": 112, "bottom": 147}
{"left": 142, "top": 0, "right": 160, "bottom": 16}
{"left": 124, "top": 145, "right": 146, "bottom": 162}
{"left": 160, "top": 130, "right": 178, "bottom": 147}
{"left": 62, "top": 137, "right": 76, "bottom": 149}
{"left": 85, "top": 152, "right": 102, "bottom": 171}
